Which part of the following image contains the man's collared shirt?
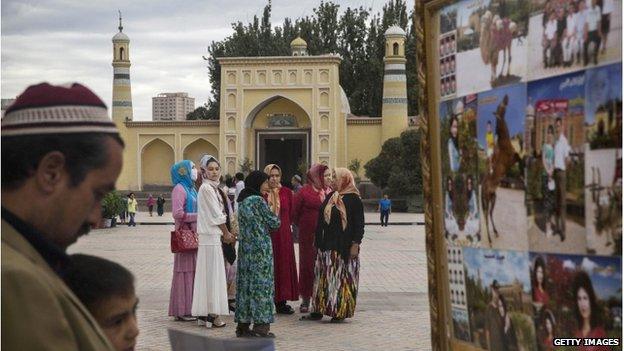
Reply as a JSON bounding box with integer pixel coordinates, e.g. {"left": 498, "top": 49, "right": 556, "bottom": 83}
{"left": 554, "top": 133, "right": 571, "bottom": 171}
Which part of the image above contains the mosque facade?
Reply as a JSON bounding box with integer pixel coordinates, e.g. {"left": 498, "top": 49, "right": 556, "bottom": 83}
{"left": 111, "top": 19, "right": 410, "bottom": 190}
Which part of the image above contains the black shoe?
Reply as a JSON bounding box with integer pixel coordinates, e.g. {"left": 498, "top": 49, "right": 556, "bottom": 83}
{"left": 228, "top": 299, "right": 236, "bottom": 313}
{"left": 276, "top": 303, "right": 295, "bottom": 315}
{"left": 330, "top": 317, "right": 345, "bottom": 323}
{"left": 300, "top": 313, "right": 323, "bottom": 321}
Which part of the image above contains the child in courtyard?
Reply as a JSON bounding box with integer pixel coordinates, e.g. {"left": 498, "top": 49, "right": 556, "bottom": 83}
{"left": 64, "top": 254, "right": 140, "bottom": 351}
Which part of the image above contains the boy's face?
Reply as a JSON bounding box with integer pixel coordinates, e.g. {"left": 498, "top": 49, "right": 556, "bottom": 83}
{"left": 92, "top": 294, "right": 139, "bottom": 351}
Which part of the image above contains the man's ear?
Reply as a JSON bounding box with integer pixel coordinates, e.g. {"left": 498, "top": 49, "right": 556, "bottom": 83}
{"left": 35, "top": 151, "right": 67, "bottom": 194}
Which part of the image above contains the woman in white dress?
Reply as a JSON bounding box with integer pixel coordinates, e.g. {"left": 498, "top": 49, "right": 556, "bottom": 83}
{"left": 192, "top": 154, "right": 236, "bottom": 328}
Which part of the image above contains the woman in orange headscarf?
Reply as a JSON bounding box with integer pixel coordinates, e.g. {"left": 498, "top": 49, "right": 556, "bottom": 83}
{"left": 263, "top": 164, "right": 299, "bottom": 314}
{"left": 301, "top": 167, "right": 364, "bottom": 323}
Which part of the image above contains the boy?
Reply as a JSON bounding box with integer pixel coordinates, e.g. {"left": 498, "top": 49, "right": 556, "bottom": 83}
{"left": 378, "top": 194, "right": 392, "bottom": 227}
{"left": 64, "top": 254, "right": 139, "bottom": 351}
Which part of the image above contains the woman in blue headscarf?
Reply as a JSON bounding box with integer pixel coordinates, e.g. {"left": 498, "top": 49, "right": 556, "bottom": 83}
{"left": 169, "top": 160, "right": 199, "bottom": 320}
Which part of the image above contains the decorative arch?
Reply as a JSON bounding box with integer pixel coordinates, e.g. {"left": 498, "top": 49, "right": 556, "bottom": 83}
{"left": 119, "top": 47, "right": 125, "bottom": 60}
{"left": 141, "top": 138, "right": 175, "bottom": 188}
{"left": 243, "top": 95, "right": 311, "bottom": 129}
{"left": 182, "top": 138, "right": 218, "bottom": 165}
{"left": 393, "top": 42, "right": 399, "bottom": 56}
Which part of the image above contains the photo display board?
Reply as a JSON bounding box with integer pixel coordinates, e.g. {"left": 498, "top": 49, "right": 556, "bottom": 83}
{"left": 422, "top": 0, "right": 622, "bottom": 349}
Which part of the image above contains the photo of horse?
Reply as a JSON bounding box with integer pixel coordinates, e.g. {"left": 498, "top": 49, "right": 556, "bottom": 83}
{"left": 526, "top": 0, "right": 622, "bottom": 81}
{"left": 525, "top": 70, "right": 587, "bottom": 254}
{"left": 477, "top": 83, "right": 527, "bottom": 251}
{"left": 454, "top": 0, "right": 530, "bottom": 97}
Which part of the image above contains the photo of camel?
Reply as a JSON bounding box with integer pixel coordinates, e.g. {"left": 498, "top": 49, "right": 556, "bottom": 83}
{"left": 527, "top": 0, "right": 622, "bottom": 81}
{"left": 525, "top": 71, "right": 586, "bottom": 254}
{"left": 477, "top": 83, "right": 528, "bottom": 251}
{"left": 454, "top": 0, "right": 530, "bottom": 97}
{"left": 440, "top": 95, "right": 481, "bottom": 246}
{"left": 584, "top": 63, "right": 622, "bottom": 256}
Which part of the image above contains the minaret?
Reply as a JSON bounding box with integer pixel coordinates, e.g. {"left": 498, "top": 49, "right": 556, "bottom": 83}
{"left": 111, "top": 11, "right": 133, "bottom": 125}
{"left": 290, "top": 37, "right": 308, "bottom": 56}
{"left": 381, "top": 25, "right": 408, "bottom": 143}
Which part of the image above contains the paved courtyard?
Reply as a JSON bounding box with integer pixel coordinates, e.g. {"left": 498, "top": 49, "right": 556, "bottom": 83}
{"left": 69, "top": 212, "right": 431, "bottom": 351}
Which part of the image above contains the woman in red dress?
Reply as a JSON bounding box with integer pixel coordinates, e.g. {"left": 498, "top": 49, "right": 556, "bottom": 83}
{"left": 573, "top": 271, "right": 609, "bottom": 351}
{"left": 293, "top": 163, "right": 332, "bottom": 313}
{"left": 264, "top": 164, "right": 299, "bottom": 314}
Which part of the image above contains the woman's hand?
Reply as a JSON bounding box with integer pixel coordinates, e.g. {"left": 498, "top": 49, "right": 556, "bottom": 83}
{"left": 350, "top": 243, "right": 360, "bottom": 259}
{"left": 222, "top": 231, "right": 235, "bottom": 244}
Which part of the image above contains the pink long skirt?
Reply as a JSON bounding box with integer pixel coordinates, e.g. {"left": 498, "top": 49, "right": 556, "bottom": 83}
{"left": 168, "top": 251, "right": 197, "bottom": 317}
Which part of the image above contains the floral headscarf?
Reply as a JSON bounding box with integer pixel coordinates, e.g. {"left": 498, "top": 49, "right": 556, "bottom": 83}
{"left": 170, "top": 160, "right": 198, "bottom": 213}
{"left": 263, "top": 164, "right": 282, "bottom": 215}
{"left": 324, "top": 168, "right": 360, "bottom": 230}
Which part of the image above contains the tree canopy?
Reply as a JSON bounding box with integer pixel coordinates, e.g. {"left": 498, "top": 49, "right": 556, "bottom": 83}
{"left": 203, "top": 0, "right": 417, "bottom": 118}
{"left": 186, "top": 106, "right": 214, "bottom": 120}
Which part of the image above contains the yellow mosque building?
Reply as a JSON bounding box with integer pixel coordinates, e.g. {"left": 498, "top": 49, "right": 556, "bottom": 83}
{"left": 111, "top": 18, "right": 410, "bottom": 191}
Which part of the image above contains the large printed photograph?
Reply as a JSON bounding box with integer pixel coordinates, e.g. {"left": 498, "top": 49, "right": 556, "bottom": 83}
{"left": 527, "top": 0, "right": 622, "bottom": 81}
{"left": 440, "top": 95, "right": 481, "bottom": 246}
{"left": 584, "top": 63, "right": 622, "bottom": 256}
{"left": 525, "top": 71, "right": 586, "bottom": 254}
{"left": 463, "top": 248, "right": 536, "bottom": 351}
{"left": 454, "top": 0, "right": 530, "bottom": 96}
{"left": 529, "top": 253, "right": 622, "bottom": 350}
{"left": 477, "top": 83, "right": 527, "bottom": 250}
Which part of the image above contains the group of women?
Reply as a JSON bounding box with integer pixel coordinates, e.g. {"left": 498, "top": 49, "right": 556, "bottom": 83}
{"left": 166, "top": 156, "right": 365, "bottom": 338}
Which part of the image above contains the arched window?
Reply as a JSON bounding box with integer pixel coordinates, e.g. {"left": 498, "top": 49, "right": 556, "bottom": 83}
{"left": 120, "top": 47, "right": 125, "bottom": 60}
{"left": 393, "top": 42, "right": 399, "bottom": 56}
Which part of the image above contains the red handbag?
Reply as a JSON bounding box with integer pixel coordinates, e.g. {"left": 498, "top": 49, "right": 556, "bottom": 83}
{"left": 170, "top": 223, "right": 198, "bottom": 253}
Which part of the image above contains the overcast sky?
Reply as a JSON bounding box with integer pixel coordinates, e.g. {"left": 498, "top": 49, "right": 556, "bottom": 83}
{"left": 2, "top": 0, "right": 413, "bottom": 121}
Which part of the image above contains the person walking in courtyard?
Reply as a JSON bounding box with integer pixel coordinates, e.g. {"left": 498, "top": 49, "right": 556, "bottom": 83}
{"left": 191, "top": 155, "right": 234, "bottom": 328}
{"left": 127, "top": 193, "right": 137, "bottom": 227}
{"left": 264, "top": 164, "right": 299, "bottom": 314}
{"left": 146, "top": 194, "right": 155, "bottom": 217}
{"left": 302, "top": 168, "right": 364, "bottom": 323}
{"left": 554, "top": 117, "right": 570, "bottom": 241}
{"left": 233, "top": 172, "right": 245, "bottom": 212}
{"left": 2, "top": 82, "right": 124, "bottom": 350}
{"left": 235, "top": 171, "right": 281, "bottom": 338}
{"left": 169, "top": 160, "right": 199, "bottom": 321}
{"left": 378, "top": 194, "right": 392, "bottom": 227}
{"left": 157, "top": 194, "right": 166, "bottom": 216}
{"left": 291, "top": 174, "right": 303, "bottom": 193}
{"left": 293, "top": 163, "right": 331, "bottom": 313}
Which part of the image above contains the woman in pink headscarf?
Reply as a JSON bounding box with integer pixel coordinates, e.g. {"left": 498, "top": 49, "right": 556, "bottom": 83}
{"left": 292, "top": 163, "right": 332, "bottom": 313}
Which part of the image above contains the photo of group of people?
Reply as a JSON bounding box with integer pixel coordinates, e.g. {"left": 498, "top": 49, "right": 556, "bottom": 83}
{"left": 528, "top": 0, "right": 622, "bottom": 81}
{"left": 440, "top": 95, "right": 481, "bottom": 246}
{"left": 525, "top": 70, "right": 587, "bottom": 254}
{"left": 435, "top": 1, "right": 622, "bottom": 348}
{"left": 440, "top": 33, "right": 458, "bottom": 98}
{"left": 530, "top": 253, "right": 622, "bottom": 350}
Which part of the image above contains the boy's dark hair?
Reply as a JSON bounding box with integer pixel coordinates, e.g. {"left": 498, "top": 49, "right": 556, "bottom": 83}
{"left": 1, "top": 133, "right": 124, "bottom": 190}
{"left": 235, "top": 172, "right": 245, "bottom": 181}
{"left": 64, "top": 254, "right": 135, "bottom": 311}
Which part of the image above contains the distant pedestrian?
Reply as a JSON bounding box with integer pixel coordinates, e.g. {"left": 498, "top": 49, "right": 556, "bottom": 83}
{"left": 235, "top": 171, "right": 281, "bottom": 338}
{"left": 127, "top": 193, "right": 137, "bottom": 227}
{"left": 169, "top": 160, "right": 199, "bottom": 321}
{"left": 233, "top": 172, "right": 245, "bottom": 212}
{"left": 302, "top": 168, "right": 364, "bottom": 323}
{"left": 291, "top": 175, "right": 303, "bottom": 193}
{"left": 157, "top": 194, "right": 166, "bottom": 216}
{"left": 378, "top": 194, "right": 392, "bottom": 227}
{"left": 64, "top": 254, "right": 139, "bottom": 351}
{"left": 146, "top": 194, "right": 155, "bottom": 217}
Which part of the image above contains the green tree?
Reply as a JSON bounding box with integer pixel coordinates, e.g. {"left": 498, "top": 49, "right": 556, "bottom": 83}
{"left": 364, "top": 129, "right": 422, "bottom": 198}
{"left": 186, "top": 106, "right": 214, "bottom": 120}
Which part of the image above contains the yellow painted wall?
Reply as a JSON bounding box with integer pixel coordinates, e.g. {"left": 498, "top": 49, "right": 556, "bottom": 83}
{"left": 183, "top": 138, "right": 219, "bottom": 165}
{"left": 346, "top": 123, "right": 383, "bottom": 180}
{"left": 141, "top": 139, "right": 174, "bottom": 186}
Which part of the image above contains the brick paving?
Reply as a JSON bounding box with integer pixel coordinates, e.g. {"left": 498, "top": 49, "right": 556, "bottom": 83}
{"left": 70, "top": 213, "right": 431, "bottom": 350}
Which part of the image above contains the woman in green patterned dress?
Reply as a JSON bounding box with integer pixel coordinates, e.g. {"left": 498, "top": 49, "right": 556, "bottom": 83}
{"left": 235, "top": 170, "right": 281, "bottom": 338}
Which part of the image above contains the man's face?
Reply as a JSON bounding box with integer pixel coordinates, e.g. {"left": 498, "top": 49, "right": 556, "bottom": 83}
{"left": 556, "top": 120, "right": 562, "bottom": 135}
{"left": 50, "top": 138, "right": 123, "bottom": 249}
{"left": 92, "top": 294, "right": 139, "bottom": 351}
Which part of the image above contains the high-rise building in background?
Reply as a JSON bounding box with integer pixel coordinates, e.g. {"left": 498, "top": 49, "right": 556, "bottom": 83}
{"left": 152, "top": 93, "right": 195, "bottom": 121}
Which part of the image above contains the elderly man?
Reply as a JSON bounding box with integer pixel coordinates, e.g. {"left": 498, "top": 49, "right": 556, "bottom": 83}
{"left": 1, "top": 83, "right": 124, "bottom": 350}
